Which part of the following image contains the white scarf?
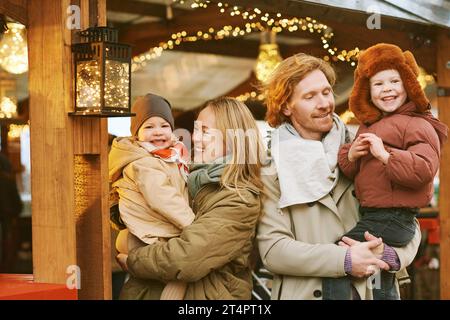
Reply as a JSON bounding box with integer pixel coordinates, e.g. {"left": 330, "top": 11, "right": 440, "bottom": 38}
{"left": 270, "top": 113, "right": 350, "bottom": 208}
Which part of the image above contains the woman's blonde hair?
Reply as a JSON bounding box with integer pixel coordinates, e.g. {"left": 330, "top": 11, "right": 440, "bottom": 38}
{"left": 203, "top": 97, "right": 265, "bottom": 195}
{"left": 261, "top": 53, "right": 336, "bottom": 128}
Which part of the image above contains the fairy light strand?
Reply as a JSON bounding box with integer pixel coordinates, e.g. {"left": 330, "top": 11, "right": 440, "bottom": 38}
{"left": 131, "top": 14, "right": 360, "bottom": 72}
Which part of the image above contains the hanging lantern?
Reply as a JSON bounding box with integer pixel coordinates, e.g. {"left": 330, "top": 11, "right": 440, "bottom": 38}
{"left": 254, "top": 31, "right": 283, "bottom": 82}
{"left": 0, "top": 22, "right": 28, "bottom": 75}
{"left": 70, "top": 27, "right": 134, "bottom": 117}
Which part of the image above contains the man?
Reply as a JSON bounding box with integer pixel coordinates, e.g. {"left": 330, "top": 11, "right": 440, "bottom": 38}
{"left": 256, "top": 53, "right": 420, "bottom": 300}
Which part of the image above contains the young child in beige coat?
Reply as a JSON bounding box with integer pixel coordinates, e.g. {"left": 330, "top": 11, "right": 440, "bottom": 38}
{"left": 109, "top": 93, "right": 195, "bottom": 300}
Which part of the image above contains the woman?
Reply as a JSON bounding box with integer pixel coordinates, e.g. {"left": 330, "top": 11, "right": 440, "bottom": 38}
{"left": 119, "top": 97, "right": 266, "bottom": 299}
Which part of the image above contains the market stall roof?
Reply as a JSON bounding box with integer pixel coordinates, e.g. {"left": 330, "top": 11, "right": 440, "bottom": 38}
{"left": 6, "top": 0, "right": 449, "bottom": 114}
{"left": 300, "top": 0, "right": 450, "bottom": 28}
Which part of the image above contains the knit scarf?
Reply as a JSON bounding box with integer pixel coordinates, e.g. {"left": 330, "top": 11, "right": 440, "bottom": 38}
{"left": 137, "top": 140, "right": 190, "bottom": 182}
{"left": 270, "top": 113, "right": 350, "bottom": 208}
{"left": 187, "top": 156, "right": 229, "bottom": 200}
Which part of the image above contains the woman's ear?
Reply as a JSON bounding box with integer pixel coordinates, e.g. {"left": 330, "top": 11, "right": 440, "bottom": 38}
{"left": 281, "top": 104, "right": 291, "bottom": 117}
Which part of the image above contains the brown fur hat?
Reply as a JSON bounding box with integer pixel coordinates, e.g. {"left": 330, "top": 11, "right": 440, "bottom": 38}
{"left": 349, "top": 43, "right": 429, "bottom": 125}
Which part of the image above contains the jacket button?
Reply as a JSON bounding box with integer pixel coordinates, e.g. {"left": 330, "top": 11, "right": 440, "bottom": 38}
{"left": 307, "top": 202, "right": 316, "bottom": 207}
{"left": 313, "top": 290, "right": 322, "bottom": 298}
{"left": 351, "top": 190, "right": 357, "bottom": 198}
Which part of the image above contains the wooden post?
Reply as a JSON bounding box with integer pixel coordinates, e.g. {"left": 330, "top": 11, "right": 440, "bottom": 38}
{"left": 437, "top": 29, "right": 450, "bottom": 300}
{"left": 71, "top": 0, "right": 111, "bottom": 300}
{"left": 28, "top": 0, "right": 111, "bottom": 299}
{"left": 28, "top": 0, "right": 77, "bottom": 285}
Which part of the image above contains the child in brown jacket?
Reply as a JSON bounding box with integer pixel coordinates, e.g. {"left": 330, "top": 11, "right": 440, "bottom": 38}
{"left": 324, "top": 43, "right": 448, "bottom": 300}
{"left": 109, "top": 93, "right": 195, "bottom": 300}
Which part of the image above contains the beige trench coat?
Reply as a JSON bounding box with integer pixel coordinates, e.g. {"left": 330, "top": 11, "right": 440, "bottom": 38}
{"left": 257, "top": 163, "right": 421, "bottom": 300}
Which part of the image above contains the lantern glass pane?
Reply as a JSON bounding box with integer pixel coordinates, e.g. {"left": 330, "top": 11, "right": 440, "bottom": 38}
{"left": 76, "top": 60, "right": 101, "bottom": 109}
{"left": 105, "top": 60, "right": 129, "bottom": 109}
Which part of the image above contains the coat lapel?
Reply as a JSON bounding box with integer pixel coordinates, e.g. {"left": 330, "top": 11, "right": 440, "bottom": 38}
{"left": 317, "top": 175, "right": 353, "bottom": 222}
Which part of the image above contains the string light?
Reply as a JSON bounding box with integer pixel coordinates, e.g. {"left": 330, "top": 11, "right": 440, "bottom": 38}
{"left": 418, "top": 66, "right": 435, "bottom": 89}
{"left": 8, "top": 124, "right": 29, "bottom": 139}
{"left": 132, "top": 23, "right": 267, "bottom": 71}
{"left": 219, "top": 4, "right": 360, "bottom": 66}
{"left": 0, "top": 96, "right": 17, "bottom": 118}
{"left": 76, "top": 60, "right": 130, "bottom": 110}
{"left": 0, "top": 22, "right": 28, "bottom": 74}
{"left": 132, "top": 2, "right": 360, "bottom": 73}
{"left": 105, "top": 60, "right": 130, "bottom": 109}
{"left": 235, "top": 91, "right": 265, "bottom": 102}
{"left": 171, "top": 0, "right": 210, "bottom": 8}
{"left": 339, "top": 110, "right": 356, "bottom": 124}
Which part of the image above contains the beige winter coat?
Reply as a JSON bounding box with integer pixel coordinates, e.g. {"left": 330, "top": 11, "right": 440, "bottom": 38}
{"left": 109, "top": 137, "right": 194, "bottom": 244}
{"left": 257, "top": 162, "right": 421, "bottom": 300}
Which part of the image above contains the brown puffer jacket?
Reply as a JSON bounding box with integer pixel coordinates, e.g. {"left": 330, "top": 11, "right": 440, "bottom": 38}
{"left": 339, "top": 101, "right": 447, "bottom": 208}
{"left": 121, "top": 182, "right": 261, "bottom": 300}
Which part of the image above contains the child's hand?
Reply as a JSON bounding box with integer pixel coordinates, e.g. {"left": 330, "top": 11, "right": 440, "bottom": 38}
{"left": 348, "top": 136, "right": 370, "bottom": 162}
{"left": 359, "top": 133, "right": 390, "bottom": 164}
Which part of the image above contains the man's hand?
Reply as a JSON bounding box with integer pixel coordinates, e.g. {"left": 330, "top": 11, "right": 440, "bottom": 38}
{"left": 343, "top": 237, "right": 389, "bottom": 278}
{"left": 363, "top": 231, "right": 384, "bottom": 258}
{"left": 116, "top": 253, "right": 129, "bottom": 272}
{"left": 340, "top": 231, "right": 384, "bottom": 259}
{"left": 359, "top": 133, "right": 390, "bottom": 164}
{"left": 348, "top": 136, "right": 370, "bottom": 162}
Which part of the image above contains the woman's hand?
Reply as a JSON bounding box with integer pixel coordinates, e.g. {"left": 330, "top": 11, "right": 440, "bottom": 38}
{"left": 359, "top": 133, "right": 390, "bottom": 164}
{"left": 348, "top": 136, "right": 370, "bottom": 162}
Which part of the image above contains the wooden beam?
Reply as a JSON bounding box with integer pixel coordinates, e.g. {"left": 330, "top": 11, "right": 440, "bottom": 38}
{"left": 180, "top": 39, "right": 334, "bottom": 63}
{"left": 225, "top": 73, "right": 258, "bottom": 97}
{"left": 437, "top": 28, "right": 450, "bottom": 300}
{"left": 107, "top": 0, "right": 187, "bottom": 19}
{"left": 0, "top": 0, "right": 27, "bottom": 25}
{"left": 132, "top": 30, "right": 326, "bottom": 59}
{"left": 28, "top": 0, "right": 77, "bottom": 285}
{"left": 119, "top": 6, "right": 244, "bottom": 52}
